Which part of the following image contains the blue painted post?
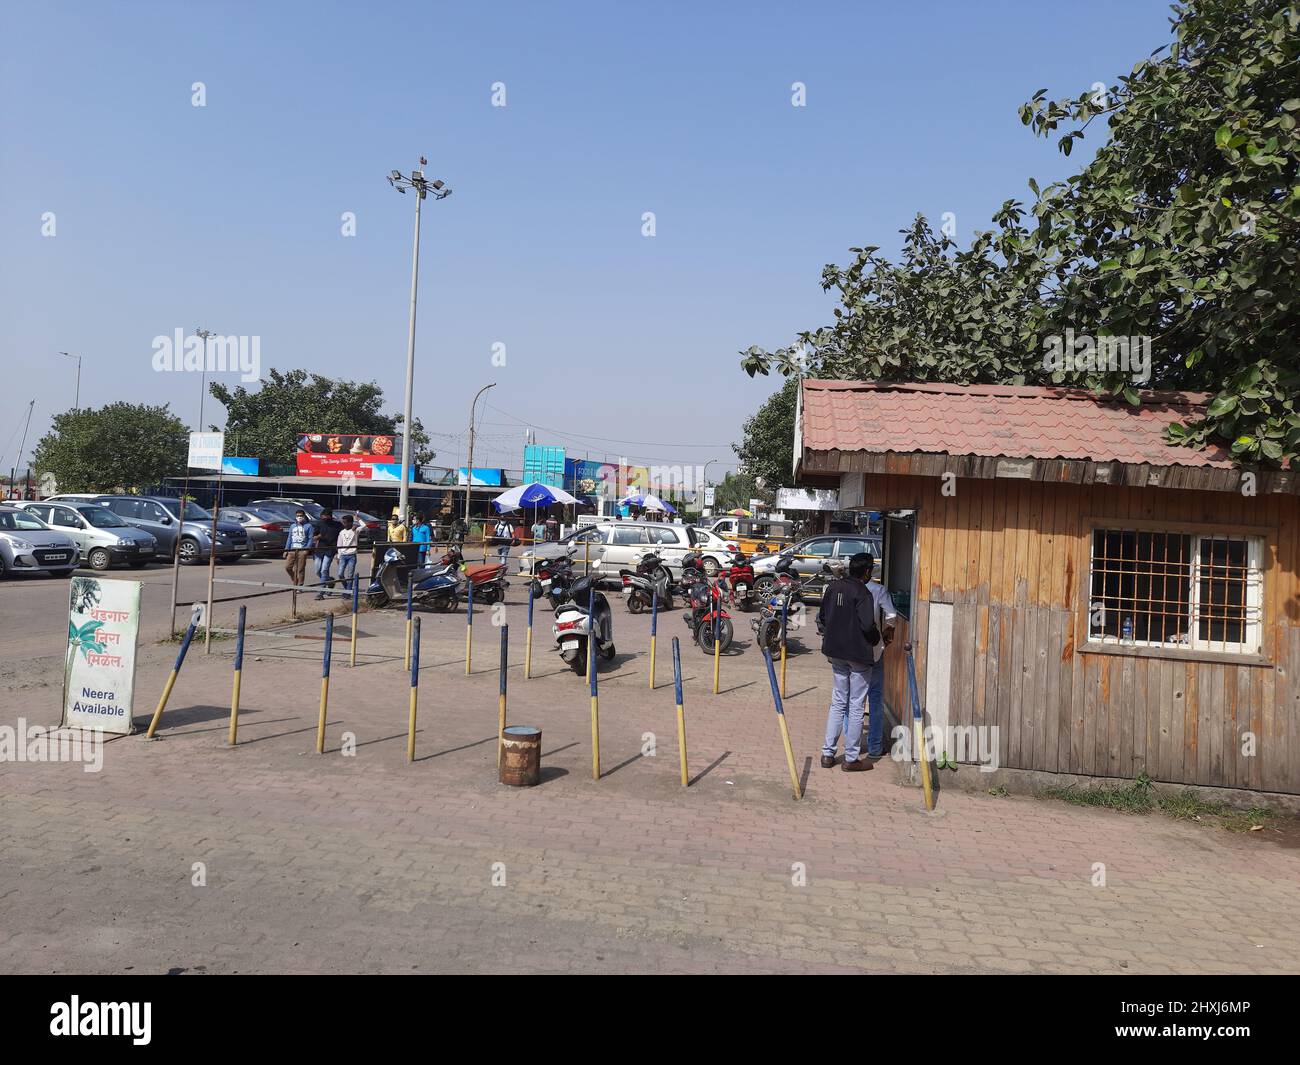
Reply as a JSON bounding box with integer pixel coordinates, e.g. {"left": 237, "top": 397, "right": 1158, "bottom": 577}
{"left": 672, "top": 635, "right": 687, "bottom": 786}
{"left": 407, "top": 616, "right": 422, "bottom": 762}
{"left": 228, "top": 605, "right": 247, "bottom": 745}
{"left": 649, "top": 586, "right": 658, "bottom": 689}
{"left": 525, "top": 578, "right": 534, "bottom": 679}
{"left": 315, "top": 613, "right": 334, "bottom": 753}
{"left": 763, "top": 648, "right": 802, "bottom": 800}
{"left": 589, "top": 583, "right": 599, "bottom": 779}
{"left": 146, "top": 618, "right": 198, "bottom": 738}
{"left": 465, "top": 573, "right": 475, "bottom": 675}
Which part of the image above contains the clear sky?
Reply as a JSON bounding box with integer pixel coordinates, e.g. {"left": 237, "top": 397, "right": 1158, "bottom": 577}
{"left": 1, "top": 0, "right": 1174, "bottom": 480}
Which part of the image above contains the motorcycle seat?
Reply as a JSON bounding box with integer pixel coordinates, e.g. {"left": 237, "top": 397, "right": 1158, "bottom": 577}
{"left": 465, "top": 563, "right": 504, "bottom": 581}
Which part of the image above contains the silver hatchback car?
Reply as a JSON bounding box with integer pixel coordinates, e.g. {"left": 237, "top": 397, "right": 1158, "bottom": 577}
{"left": 18, "top": 500, "right": 159, "bottom": 570}
{"left": 0, "top": 505, "right": 79, "bottom": 578}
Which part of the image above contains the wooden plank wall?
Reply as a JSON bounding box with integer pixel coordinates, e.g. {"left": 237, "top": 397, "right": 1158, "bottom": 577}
{"left": 861, "top": 473, "right": 1299, "bottom": 794}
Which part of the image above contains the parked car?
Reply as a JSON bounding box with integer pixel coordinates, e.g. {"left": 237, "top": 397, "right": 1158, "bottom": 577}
{"left": 48, "top": 495, "right": 249, "bottom": 564}
{"left": 217, "top": 506, "right": 290, "bottom": 556}
{"left": 687, "top": 526, "right": 742, "bottom": 576}
{"left": 749, "top": 533, "right": 883, "bottom": 602}
{"left": 0, "top": 505, "right": 79, "bottom": 578}
{"left": 517, "top": 521, "right": 713, "bottom": 582}
{"left": 249, "top": 497, "right": 323, "bottom": 520}
{"left": 17, "top": 500, "right": 159, "bottom": 570}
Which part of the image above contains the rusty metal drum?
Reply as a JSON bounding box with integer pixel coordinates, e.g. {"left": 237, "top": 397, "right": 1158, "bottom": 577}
{"left": 499, "top": 726, "right": 541, "bottom": 786}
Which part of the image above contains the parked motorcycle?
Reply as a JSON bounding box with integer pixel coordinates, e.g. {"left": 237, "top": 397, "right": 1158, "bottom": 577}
{"left": 367, "top": 546, "right": 463, "bottom": 612}
{"left": 531, "top": 550, "right": 577, "bottom": 610}
{"left": 455, "top": 544, "right": 510, "bottom": 605}
{"left": 552, "top": 573, "right": 616, "bottom": 673}
{"left": 681, "top": 568, "right": 733, "bottom": 655}
{"left": 752, "top": 556, "right": 803, "bottom": 654}
{"left": 722, "top": 550, "right": 756, "bottom": 612}
{"left": 619, "top": 550, "right": 673, "bottom": 614}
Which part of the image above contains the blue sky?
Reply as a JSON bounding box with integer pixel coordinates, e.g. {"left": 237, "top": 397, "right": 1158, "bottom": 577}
{"left": 1, "top": 0, "right": 1174, "bottom": 479}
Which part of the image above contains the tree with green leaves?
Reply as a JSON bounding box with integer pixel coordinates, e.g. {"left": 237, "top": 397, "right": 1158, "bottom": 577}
{"left": 734, "top": 378, "right": 799, "bottom": 490}
{"left": 711, "top": 471, "right": 761, "bottom": 513}
{"left": 32, "top": 403, "right": 189, "bottom": 493}
{"left": 742, "top": 0, "right": 1300, "bottom": 466}
{"left": 208, "top": 369, "right": 433, "bottom": 467}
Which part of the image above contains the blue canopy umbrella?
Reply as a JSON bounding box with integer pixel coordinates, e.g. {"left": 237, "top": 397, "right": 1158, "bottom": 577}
{"left": 492, "top": 482, "right": 579, "bottom": 512}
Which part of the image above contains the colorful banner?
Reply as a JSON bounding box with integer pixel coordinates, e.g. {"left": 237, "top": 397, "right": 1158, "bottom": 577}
{"left": 63, "top": 577, "right": 141, "bottom": 734}
{"left": 221, "top": 456, "right": 259, "bottom": 476}
{"left": 295, "top": 432, "right": 401, "bottom": 477}
{"left": 456, "top": 467, "right": 504, "bottom": 486}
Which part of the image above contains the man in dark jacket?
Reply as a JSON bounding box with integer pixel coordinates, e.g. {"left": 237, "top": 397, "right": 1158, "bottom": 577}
{"left": 817, "top": 552, "right": 881, "bottom": 771}
{"left": 312, "top": 507, "right": 344, "bottom": 599}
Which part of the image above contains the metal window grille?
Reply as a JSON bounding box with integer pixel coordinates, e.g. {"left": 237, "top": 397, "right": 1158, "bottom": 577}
{"left": 1087, "top": 528, "right": 1263, "bottom": 655}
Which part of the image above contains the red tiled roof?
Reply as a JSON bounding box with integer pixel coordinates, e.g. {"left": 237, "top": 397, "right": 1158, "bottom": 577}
{"left": 800, "top": 380, "right": 1235, "bottom": 468}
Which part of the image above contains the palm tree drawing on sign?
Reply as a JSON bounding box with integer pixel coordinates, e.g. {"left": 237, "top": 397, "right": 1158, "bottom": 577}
{"left": 71, "top": 576, "right": 102, "bottom": 615}
{"left": 68, "top": 577, "right": 106, "bottom": 660}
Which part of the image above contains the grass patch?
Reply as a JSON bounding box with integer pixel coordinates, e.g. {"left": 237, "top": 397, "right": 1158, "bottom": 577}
{"left": 1042, "top": 775, "right": 1279, "bottom": 833}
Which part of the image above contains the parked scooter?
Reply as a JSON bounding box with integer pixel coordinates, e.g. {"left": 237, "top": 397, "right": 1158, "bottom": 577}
{"left": 722, "top": 550, "right": 756, "bottom": 612}
{"left": 552, "top": 573, "right": 616, "bottom": 673}
{"left": 367, "top": 546, "right": 463, "bottom": 612}
{"left": 752, "top": 555, "right": 804, "bottom": 654}
{"left": 681, "top": 568, "right": 733, "bottom": 655}
{"left": 455, "top": 544, "right": 510, "bottom": 605}
{"left": 619, "top": 550, "right": 673, "bottom": 614}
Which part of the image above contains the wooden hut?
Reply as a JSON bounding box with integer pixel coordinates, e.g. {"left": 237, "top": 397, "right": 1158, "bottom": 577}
{"left": 794, "top": 380, "right": 1299, "bottom": 796}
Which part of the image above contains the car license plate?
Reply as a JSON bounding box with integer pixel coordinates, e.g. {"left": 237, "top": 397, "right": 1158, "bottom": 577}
{"left": 46, "top": 553, "right": 68, "bottom": 561}
{"left": 736, "top": 583, "right": 747, "bottom": 594}
{"left": 622, "top": 586, "right": 632, "bottom": 595}
{"left": 562, "top": 639, "right": 578, "bottom": 651}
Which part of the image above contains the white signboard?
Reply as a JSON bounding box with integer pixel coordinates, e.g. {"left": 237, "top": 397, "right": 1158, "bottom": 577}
{"left": 187, "top": 431, "right": 225, "bottom": 471}
{"left": 703, "top": 487, "right": 716, "bottom": 507}
{"left": 777, "top": 487, "right": 841, "bottom": 511}
{"left": 63, "top": 577, "right": 141, "bottom": 735}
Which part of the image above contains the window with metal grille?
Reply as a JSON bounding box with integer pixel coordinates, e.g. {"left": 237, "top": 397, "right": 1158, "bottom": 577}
{"left": 1087, "top": 528, "right": 1264, "bottom": 655}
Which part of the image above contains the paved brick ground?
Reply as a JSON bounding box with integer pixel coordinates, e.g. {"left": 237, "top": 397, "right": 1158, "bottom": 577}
{"left": 2, "top": 586, "right": 1298, "bottom": 974}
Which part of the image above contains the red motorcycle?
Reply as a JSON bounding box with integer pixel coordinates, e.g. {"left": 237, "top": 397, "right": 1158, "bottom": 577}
{"left": 682, "top": 567, "right": 733, "bottom": 654}
{"left": 721, "top": 551, "right": 756, "bottom": 612}
{"left": 447, "top": 544, "right": 510, "bottom": 605}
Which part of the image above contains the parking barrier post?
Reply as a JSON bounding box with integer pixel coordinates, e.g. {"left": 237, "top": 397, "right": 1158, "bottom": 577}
{"left": 315, "top": 613, "right": 333, "bottom": 754}
{"left": 762, "top": 647, "right": 802, "bottom": 800}
{"left": 672, "top": 636, "right": 688, "bottom": 787}
{"left": 228, "top": 606, "right": 246, "bottom": 746}
{"left": 145, "top": 617, "right": 198, "bottom": 739}
{"left": 589, "top": 583, "right": 599, "bottom": 779}
{"left": 407, "top": 616, "right": 421, "bottom": 762}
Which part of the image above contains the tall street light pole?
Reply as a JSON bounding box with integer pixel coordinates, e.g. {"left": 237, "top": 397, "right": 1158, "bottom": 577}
{"left": 195, "top": 328, "right": 215, "bottom": 429}
{"left": 56, "top": 351, "right": 82, "bottom": 410}
{"left": 464, "top": 382, "right": 496, "bottom": 524}
{"left": 388, "top": 159, "right": 452, "bottom": 522}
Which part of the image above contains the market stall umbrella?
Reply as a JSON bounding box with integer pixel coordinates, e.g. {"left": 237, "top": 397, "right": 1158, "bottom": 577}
{"left": 492, "top": 482, "right": 579, "bottom": 512}
{"left": 727, "top": 508, "right": 752, "bottom": 517}
{"left": 641, "top": 493, "right": 676, "bottom": 514}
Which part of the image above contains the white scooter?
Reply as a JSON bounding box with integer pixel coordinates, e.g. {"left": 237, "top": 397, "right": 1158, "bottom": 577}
{"left": 552, "top": 573, "right": 616, "bottom": 673}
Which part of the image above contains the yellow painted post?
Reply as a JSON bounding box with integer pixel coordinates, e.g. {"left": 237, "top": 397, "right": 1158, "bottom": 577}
{"left": 763, "top": 648, "right": 803, "bottom": 800}
{"left": 648, "top": 587, "right": 657, "bottom": 690}
{"left": 349, "top": 571, "right": 359, "bottom": 667}
{"left": 315, "top": 613, "right": 334, "bottom": 754}
{"left": 146, "top": 618, "right": 198, "bottom": 739}
{"left": 524, "top": 579, "right": 534, "bottom": 679}
{"left": 464, "top": 577, "right": 474, "bottom": 675}
{"left": 712, "top": 601, "right": 722, "bottom": 694}
{"left": 672, "top": 636, "right": 688, "bottom": 787}
{"left": 588, "top": 584, "right": 600, "bottom": 780}
{"left": 498, "top": 623, "right": 508, "bottom": 769}
{"left": 228, "top": 606, "right": 246, "bottom": 746}
{"left": 407, "top": 616, "right": 421, "bottom": 762}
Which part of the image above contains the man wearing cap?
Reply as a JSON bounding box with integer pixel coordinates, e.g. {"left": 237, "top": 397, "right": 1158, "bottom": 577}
{"left": 816, "top": 551, "right": 884, "bottom": 772}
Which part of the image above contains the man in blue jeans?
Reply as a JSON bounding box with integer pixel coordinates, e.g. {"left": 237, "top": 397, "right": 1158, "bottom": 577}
{"left": 817, "top": 551, "right": 884, "bottom": 772}
{"left": 864, "top": 560, "right": 899, "bottom": 760}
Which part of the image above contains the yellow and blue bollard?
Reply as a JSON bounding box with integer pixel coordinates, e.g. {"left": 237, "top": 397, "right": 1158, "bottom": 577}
{"left": 588, "top": 583, "right": 600, "bottom": 780}
{"left": 672, "top": 635, "right": 688, "bottom": 787}
{"left": 762, "top": 647, "right": 803, "bottom": 800}
{"left": 498, "top": 623, "right": 509, "bottom": 769}
{"left": 228, "top": 605, "right": 246, "bottom": 746}
{"left": 648, "top": 587, "right": 657, "bottom": 690}
{"left": 524, "top": 579, "right": 534, "bottom": 680}
{"left": 407, "top": 616, "right": 421, "bottom": 762}
{"left": 779, "top": 596, "right": 789, "bottom": 698}
{"left": 315, "top": 613, "right": 333, "bottom": 754}
{"left": 464, "top": 576, "right": 474, "bottom": 675}
{"left": 349, "top": 570, "right": 360, "bottom": 667}
{"left": 146, "top": 617, "right": 198, "bottom": 739}
{"left": 712, "top": 594, "right": 722, "bottom": 695}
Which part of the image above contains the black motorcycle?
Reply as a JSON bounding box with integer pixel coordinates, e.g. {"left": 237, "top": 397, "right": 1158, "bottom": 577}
{"left": 752, "top": 556, "right": 803, "bottom": 655}
{"left": 618, "top": 550, "right": 673, "bottom": 613}
{"left": 532, "top": 552, "right": 577, "bottom": 610}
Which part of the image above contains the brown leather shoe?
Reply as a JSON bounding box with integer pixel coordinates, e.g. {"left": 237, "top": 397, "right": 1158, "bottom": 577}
{"left": 841, "top": 759, "right": 872, "bottom": 772}
{"left": 820, "top": 755, "right": 836, "bottom": 768}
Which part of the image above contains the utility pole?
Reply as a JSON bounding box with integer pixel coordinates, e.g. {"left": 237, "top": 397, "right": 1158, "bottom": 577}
{"left": 464, "top": 382, "right": 496, "bottom": 523}
{"left": 195, "top": 328, "right": 215, "bottom": 429}
{"left": 56, "top": 351, "right": 82, "bottom": 410}
{"left": 388, "top": 159, "right": 452, "bottom": 521}
{"left": 9, "top": 399, "right": 34, "bottom": 500}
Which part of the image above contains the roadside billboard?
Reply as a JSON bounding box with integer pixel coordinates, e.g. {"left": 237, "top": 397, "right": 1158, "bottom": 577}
{"left": 295, "top": 433, "right": 401, "bottom": 477}
{"left": 63, "top": 576, "right": 141, "bottom": 735}
{"left": 776, "top": 487, "right": 840, "bottom": 511}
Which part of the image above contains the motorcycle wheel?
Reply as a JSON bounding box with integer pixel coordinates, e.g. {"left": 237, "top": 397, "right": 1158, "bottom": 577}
{"left": 566, "top": 648, "right": 587, "bottom": 673}
{"left": 431, "top": 593, "right": 459, "bottom": 613}
{"left": 627, "top": 593, "right": 644, "bottom": 614}
{"left": 761, "top": 620, "right": 782, "bottom": 655}
{"left": 481, "top": 586, "right": 499, "bottom": 605}
{"left": 600, "top": 641, "right": 616, "bottom": 661}
{"left": 697, "top": 616, "right": 734, "bottom": 655}
{"left": 367, "top": 589, "right": 390, "bottom": 609}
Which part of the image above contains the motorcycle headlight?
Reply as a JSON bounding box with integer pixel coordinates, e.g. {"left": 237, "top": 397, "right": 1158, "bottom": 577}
{"left": 385, "top": 548, "right": 401, "bottom": 563}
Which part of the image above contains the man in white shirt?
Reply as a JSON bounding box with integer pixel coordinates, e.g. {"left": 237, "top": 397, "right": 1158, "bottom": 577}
{"left": 336, "top": 514, "right": 360, "bottom": 594}
{"left": 493, "top": 517, "right": 514, "bottom": 564}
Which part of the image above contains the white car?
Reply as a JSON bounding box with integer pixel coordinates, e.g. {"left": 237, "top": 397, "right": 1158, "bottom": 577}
{"left": 517, "top": 521, "right": 738, "bottom": 581}
{"left": 0, "top": 505, "right": 79, "bottom": 578}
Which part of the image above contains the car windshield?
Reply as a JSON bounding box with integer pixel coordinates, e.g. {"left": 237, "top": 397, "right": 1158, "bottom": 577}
{"left": 177, "top": 502, "right": 212, "bottom": 520}
{"left": 80, "top": 508, "right": 128, "bottom": 528}
{"left": 0, "top": 510, "right": 48, "bottom": 531}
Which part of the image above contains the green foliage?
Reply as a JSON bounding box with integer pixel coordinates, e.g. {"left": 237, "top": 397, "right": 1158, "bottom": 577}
{"left": 32, "top": 403, "right": 188, "bottom": 493}
{"left": 711, "top": 471, "right": 761, "bottom": 512}
{"left": 741, "top": 0, "right": 1300, "bottom": 467}
{"left": 208, "top": 368, "right": 434, "bottom": 467}
{"left": 734, "top": 378, "right": 799, "bottom": 490}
